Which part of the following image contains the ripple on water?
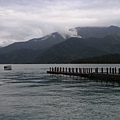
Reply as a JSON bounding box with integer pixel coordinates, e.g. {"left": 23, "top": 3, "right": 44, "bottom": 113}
{"left": 0, "top": 64, "right": 120, "bottom": 120}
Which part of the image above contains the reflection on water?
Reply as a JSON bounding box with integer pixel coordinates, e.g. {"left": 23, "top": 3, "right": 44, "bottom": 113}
{"left": 0, "top": 64, "right": 120, "bottom": 120}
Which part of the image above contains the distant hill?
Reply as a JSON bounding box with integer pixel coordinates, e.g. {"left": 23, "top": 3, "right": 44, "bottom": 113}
{"left": 82, "top": 35, "right": 120, "bottom": 53}
{"left": 34, "top": 37, "right": 106, "bottom": 63}
{"left": 0, "top": 49, "right": 44, "bottom": 64}
{"left": 71, "top": 54, "right": 120, "bottom": 64}
{"left": 0, "top": 32, "right": 65, "bottom": 54}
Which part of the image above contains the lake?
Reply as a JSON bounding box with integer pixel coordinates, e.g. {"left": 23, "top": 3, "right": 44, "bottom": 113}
{"left": 0, "top": 64, "right": 120, "bottom": 120}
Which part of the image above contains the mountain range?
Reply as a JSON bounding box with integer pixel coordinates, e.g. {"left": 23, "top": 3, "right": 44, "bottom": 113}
{"left": 0, "top": 25, "right": 120, "bottom": 64}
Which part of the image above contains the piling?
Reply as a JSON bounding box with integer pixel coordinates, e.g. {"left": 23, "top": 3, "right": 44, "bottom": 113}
{"left": 47, "top": 67, "right": 120, "bottom": 83}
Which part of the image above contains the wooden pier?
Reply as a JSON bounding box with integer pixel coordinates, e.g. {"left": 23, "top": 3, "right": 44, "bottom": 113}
{"left": 47, "top": 67, "right": 120, "bottom": 83}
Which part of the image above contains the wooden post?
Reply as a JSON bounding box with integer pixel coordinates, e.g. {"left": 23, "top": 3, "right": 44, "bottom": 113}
{"left": 60, "top": 67, "right": 61, "bottom": 72}
{"left": 106, "top": 68, "right": 108, "bottom": 74}
{"left": 76, "top": 68, "right": 78, "bottom": 73}
{"left": 95, "top": 68, "right": 98, "bottom": 73}
{"left": 118, "top": 68, "right": 120, "bottom": 74}
{"left": 66, "top": 67, "right": 67, "bottom": 73}
{"left": 72, "top": 68, "right": 74, "bottom": 73}
{"left": 109, "top": 67, "right": 111, "bottom": 73}
{"left": 112, "top": 68, "right": 114, "bottom": 74}
{"left": 115, "top": 67, "right": 117, "bottom": 74}
{"left": 69, "top": 68, "right": 71, "bottom": 73}
{"left": 101, "top": 68, "right": 103, "bottom": 73}
{"left": 54, "top": 67, "right": 56, "bottom": 72}
{"left": 94, "top": 68, "right": 96, "bottom": 73}
{"left": 57, "top": 67, "right": 59, "bottom": 72}
{"left": 79, "top": 68, "right": 81, "bottom": 73}
{"left": 63, "top": 67, "right": 64, "bottom": 72}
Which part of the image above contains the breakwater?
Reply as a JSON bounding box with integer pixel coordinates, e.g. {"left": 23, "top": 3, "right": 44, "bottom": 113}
{"left": 47, "top": 67, "right": 120, "bottom": 83}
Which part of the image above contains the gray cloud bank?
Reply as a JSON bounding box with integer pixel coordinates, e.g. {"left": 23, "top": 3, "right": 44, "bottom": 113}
{"left": 0, "top": 0, "right": 120, "bottom": 46}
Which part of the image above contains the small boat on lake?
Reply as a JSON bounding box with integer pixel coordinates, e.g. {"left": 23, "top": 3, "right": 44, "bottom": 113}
{"left": 4, "top": 65, "right": 12, "bottom": 70}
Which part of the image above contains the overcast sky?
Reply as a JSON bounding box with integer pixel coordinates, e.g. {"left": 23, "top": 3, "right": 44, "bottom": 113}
{"left": 0, "top": 0, "right": 120, "bottom": 46}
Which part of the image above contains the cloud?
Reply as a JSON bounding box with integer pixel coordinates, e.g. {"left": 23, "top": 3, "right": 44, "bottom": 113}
{"left": 0, "top": 0, "right": 120, "bottom": 46}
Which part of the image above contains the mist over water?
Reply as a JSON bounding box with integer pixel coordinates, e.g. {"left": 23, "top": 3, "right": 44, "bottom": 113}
{"left": 0, "top": 64, "right": 120, "bottom": 120}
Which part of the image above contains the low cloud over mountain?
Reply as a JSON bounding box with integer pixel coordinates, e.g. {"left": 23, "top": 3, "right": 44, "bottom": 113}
{"left": 1, "top": 26, "right": 120, "bottom": 63}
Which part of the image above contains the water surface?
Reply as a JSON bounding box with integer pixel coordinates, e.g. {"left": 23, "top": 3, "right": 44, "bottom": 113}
{"left": 0, "top": 64, "right": 120, "bottom": 120}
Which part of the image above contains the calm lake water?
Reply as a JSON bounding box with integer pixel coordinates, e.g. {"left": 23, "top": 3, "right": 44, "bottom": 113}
{"left": 0, "top": 64, "right": 120, "bottom": 120}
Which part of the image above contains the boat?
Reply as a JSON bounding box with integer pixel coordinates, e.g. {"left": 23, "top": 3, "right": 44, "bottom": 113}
{"left": 4, "top": 65, "right": 12, "bottom": 70}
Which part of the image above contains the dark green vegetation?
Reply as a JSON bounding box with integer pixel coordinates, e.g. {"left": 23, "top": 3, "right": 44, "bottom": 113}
{"left": 71, "top": 54, "right": 120, "bottom": 64}
{"left": 35, "top": 37, "right": 106, "bottom": 63}
{"left": 1, "top": 26, "right": 120, "bottom": 64}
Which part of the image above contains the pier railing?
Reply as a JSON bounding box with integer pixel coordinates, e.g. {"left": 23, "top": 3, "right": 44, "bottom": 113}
{"left": 47, "top": 67, "right": 120, "bottom": 82}
{"left": 49, "top": 67, "right": 120, "bottom": 74}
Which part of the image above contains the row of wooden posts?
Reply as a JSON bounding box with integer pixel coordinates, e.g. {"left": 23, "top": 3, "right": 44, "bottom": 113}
{"left": 49, "top": 67, "right": 120, "bottom": 74}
